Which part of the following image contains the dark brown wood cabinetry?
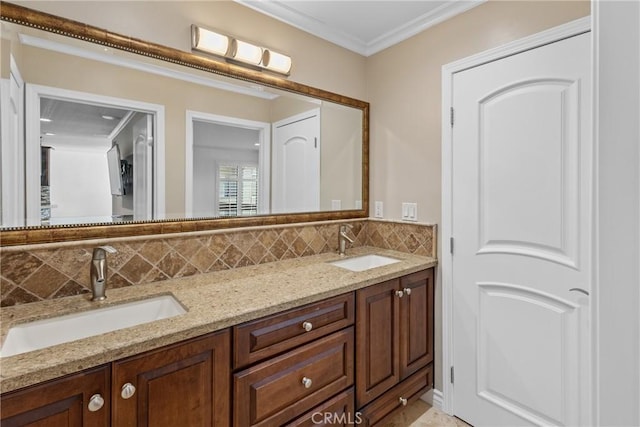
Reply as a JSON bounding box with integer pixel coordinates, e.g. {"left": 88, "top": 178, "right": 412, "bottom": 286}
{"left": 234, "top": 293, "right": 354, "bottom": 369}
{"left": 232, "top": 294, "right": 356, "bottom": 426}
{"left": 356, "top": 269, "right": 435, "bottom": 425}
{"left": 0, "top": 330, "right": 229, "bottom": 427}
{"left": 112, "top": 329, "right": 230, "bottom": 427}
{"left": 0, "top": 365, "right": 111, "bottom": 427}
{"left": 1, "top": 266, "right": 434, "bottom": 427}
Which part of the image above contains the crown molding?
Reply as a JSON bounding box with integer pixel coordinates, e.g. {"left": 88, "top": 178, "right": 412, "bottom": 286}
{"left": 235, "top": 0, "right": 486, "bottom": 57}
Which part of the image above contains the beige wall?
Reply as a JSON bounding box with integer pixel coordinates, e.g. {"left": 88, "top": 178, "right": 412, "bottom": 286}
{"left": 366, "top": 0, "right": 590, "bottom": 389}
{"left": 12, "top": 0, "right": 367, "bottom": 100}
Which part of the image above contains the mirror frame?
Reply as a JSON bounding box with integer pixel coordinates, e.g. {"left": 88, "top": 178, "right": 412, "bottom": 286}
{"left": 0, "top": 2, "right": 369, "bottom": 246}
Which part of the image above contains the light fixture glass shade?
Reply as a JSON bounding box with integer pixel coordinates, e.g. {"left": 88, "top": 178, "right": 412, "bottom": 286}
{"left": 192, "top": 25, "right": 229, "bottom": 56}
{"left": 231, "top": 39, "right": 263, "bottom": 66}
{"left": 262, "top": 49, "right": 292, "bottom": 75}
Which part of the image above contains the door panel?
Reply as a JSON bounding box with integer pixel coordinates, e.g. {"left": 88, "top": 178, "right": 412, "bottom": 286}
{"left": 272, "top": 109, "right": 320, "bottom": 213}
{"left": 477, "top": 79, "right": 580, "bottom": 267}
{"left": 451, "top": 32, "right": 591, "bottom": 426}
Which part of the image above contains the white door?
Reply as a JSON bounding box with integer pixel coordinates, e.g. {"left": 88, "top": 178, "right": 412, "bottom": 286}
{"left": 132, "top": 113, "right": 153, "bottom": 220}
{"left": 451, "top": 33, "right": 591, "bottom": 426}
{"left": 272, "top": 109, "right": 320, "bottom": 213}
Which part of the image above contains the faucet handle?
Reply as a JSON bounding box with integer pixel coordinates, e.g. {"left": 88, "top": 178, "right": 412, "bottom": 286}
{"left": 92, "top": 245, "right": 117, "bottom": 260}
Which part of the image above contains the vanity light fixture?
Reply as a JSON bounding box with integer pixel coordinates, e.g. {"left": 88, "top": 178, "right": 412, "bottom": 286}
{"left": 231, "top": 39, "right": 263, "bottom": 66}
{"left": 191, "top": 25, "right": 292, "bottom": 76}
{"left": 262, "top": 49, "right": 292, "bottom": 75}
{"left": 191, "top": 25, "right": 230, "bottom": 57}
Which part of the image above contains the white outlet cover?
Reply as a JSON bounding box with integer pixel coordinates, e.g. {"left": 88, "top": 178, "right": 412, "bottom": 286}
{"left": 374, "top": 201, "right": 383, "bottom": 218}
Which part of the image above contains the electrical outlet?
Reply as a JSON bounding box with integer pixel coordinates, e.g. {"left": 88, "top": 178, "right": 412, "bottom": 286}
{"left": 401, "top": 202, "right": 418, "bottom": 221}
{"left": 355, "top": 200, "right": 362, "bottom": 209}
{"left": 374, "top": 201, "right": 383, "bottom": 218}
{"left": 331, "top": 200, "right": 342, "bottom": 210}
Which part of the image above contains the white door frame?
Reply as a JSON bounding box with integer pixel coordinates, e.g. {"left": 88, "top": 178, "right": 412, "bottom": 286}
{"left": 440, "top": 16, "right": 591, "bottom": 416}
{"left": 0, "top": 55, "right": 25, "bottom": 228}
{"left": 25, "top": 84, "right": 165, "bottom": 224}
{"left": 185, "top": 110, "right": 271, "bottom": 217}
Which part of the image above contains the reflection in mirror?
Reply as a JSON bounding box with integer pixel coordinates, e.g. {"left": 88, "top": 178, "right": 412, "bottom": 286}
{"left": 0, "top": 19, "right": 364, "bottom": 230}
{"left": 32, "top": 93, "right": 161, "bottom": 227}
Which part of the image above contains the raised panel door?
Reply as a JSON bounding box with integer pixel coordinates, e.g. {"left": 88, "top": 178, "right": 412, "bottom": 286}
{"left": 0, "top": 365, "right": 110, "bottom": 427}
{"left": 399, "top": 269, "right": 434, "bottom": 379}
{"left": 112, "top": 329, "right": 230, "bottom": 427}
{"left": 355, "top": 279, "right": 400, "bottom": 408}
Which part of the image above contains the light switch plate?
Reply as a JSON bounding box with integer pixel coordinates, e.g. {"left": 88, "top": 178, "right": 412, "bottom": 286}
{"left": 331, "top": 200, "right": 342, "bottom": 210}
{"left": 401, "top": 202, "right": 418, "bottom": 221}
{"left": 374, "top": 201, "right": 383, "bottom": 218}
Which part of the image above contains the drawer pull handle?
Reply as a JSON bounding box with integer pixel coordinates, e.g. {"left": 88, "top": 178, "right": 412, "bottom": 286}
{"left": 88, "top": 394, "right": 104, "bottom": 412}
{"left": 403, "top": 287, "right": 412, "bottom": 296}
{"left": 302, "top": 321, "right": 313, "bottom": 332}
{"left": 121, "top": 383, "right": 136, "bottom": 399}
{"left": 399, "top": 397, "right": 408, "bottom": 406}
{"left": 395, "top": 290, "right": 404, "bottom": 298}
{"left": 301, "top": 377, "right": 313, "bottom": 388}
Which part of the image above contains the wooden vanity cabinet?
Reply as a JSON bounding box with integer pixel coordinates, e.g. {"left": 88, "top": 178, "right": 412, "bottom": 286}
{"left": 232, "top": 294, "right": 355, "bottom": 426}
{"left": 0, "top": 365, "right": 111, "bottom": 427}
{"left": 355, "top": 268, "right": 434, "bottom": 423}
{"left": 0, "top": 330, "right": 229, "bottom": 427}
{"left": 112, "top": 329, "right": 230, "bottom": 427}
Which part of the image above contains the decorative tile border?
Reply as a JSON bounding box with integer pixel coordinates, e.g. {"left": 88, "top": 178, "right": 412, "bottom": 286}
{"left": 0, "top": 219, "right": 435, "bottom": 307}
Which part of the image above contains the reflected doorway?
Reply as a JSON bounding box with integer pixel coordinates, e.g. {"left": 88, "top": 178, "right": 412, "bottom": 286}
{"left": 185, "top": 111, "right": 271, "bottom": 218}
{"left": 24, "top": 84, "right": 165, "bottom": 226}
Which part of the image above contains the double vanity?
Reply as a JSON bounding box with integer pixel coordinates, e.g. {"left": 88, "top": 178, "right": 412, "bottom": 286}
{"left": 0, "top": 247, "right": 436, "bottom": 426}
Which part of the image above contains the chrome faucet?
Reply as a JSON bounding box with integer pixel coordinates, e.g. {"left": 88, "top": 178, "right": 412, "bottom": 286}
{"left": 90, "top": 246, "right": 117, "bottom": 301}
{"left": 338, "top": 224, "right": 355, "bottom": 256}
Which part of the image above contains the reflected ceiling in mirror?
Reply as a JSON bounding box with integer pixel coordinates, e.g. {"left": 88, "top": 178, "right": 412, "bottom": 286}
{"left": 0, "top": 2, "right": 369, "bottom": 246}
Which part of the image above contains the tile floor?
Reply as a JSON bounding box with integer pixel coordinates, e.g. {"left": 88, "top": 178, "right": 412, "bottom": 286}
{"left": 382, "top": 399, "right": 471, "bottom": 427}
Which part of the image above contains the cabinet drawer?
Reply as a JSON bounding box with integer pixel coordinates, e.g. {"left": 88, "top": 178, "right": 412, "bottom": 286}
{"left": 285, "top": 388, "right": 355, "bottom": 427}
{"left": 359, "top": 364, "right": 433, "bottom": 427}
{"left": 234, "top": 293, "right": 354, "bottom": 368}
{"left": 234, "top": 328, "right": 354, "bottom": 426}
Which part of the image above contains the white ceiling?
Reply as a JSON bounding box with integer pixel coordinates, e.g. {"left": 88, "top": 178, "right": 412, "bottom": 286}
{"left": 235, "top": 0, "right": 485, "bottom": 56}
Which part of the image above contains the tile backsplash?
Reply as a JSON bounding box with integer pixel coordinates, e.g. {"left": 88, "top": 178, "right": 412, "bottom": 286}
{"left": 0, "top": 219, "right": 435, "bottom": 307}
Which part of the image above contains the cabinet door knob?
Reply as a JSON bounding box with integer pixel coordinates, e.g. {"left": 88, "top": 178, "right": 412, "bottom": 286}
{"left": 87, "top": 394, "right": 105, "bottom": 412}
{"left": 399, "top": 397, "right": 408, "bottom": 406}
{"left": 395, "top": 290, "right": 404, "bottom": 298}
{"left": 403, "top": 287, "right": 412, "bottom": 296}
{"left": 301, "top": 377, "right": 313, "bottom": 388}
{"left": 121, "top": 382, "right": 136, "bottom": 399}
{"left": 302, "top": 321, "right": 313, "bottom": 332}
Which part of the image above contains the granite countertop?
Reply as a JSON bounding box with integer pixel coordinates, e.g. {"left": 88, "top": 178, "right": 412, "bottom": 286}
{"left": 0, "top": 246, "right": 436, "bottom": 394}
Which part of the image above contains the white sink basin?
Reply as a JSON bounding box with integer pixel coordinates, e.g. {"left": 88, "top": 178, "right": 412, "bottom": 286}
{"left": 0, "top": 295, "right": 186, "bottom": 358}
{"left": 329, "top": 254, "right": 400, "bottom": 272}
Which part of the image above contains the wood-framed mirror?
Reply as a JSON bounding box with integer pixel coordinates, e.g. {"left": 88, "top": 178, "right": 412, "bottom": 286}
{"left": 0, "top": 2, "right": 369, "bottom": 246}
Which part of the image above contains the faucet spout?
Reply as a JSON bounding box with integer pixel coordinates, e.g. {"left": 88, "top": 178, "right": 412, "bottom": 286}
{"left": 90, "top": 246, "right": 117, "bottom": 301}
{"left": 338, "top": 224, "right": 355, "bottom": 256}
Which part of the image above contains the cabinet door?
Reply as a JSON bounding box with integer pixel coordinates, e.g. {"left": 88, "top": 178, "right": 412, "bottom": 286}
{"left": 355, "top": 279, "right": 401, "bottom": 408}
{"left": 399, "top": 269, "right": 434, "bottom": 379}
{"left": 0, "top": 365, "right": 110, "bottom": 427}
{"left": 112, "top": 329, "right": 230, "bottom": 427}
